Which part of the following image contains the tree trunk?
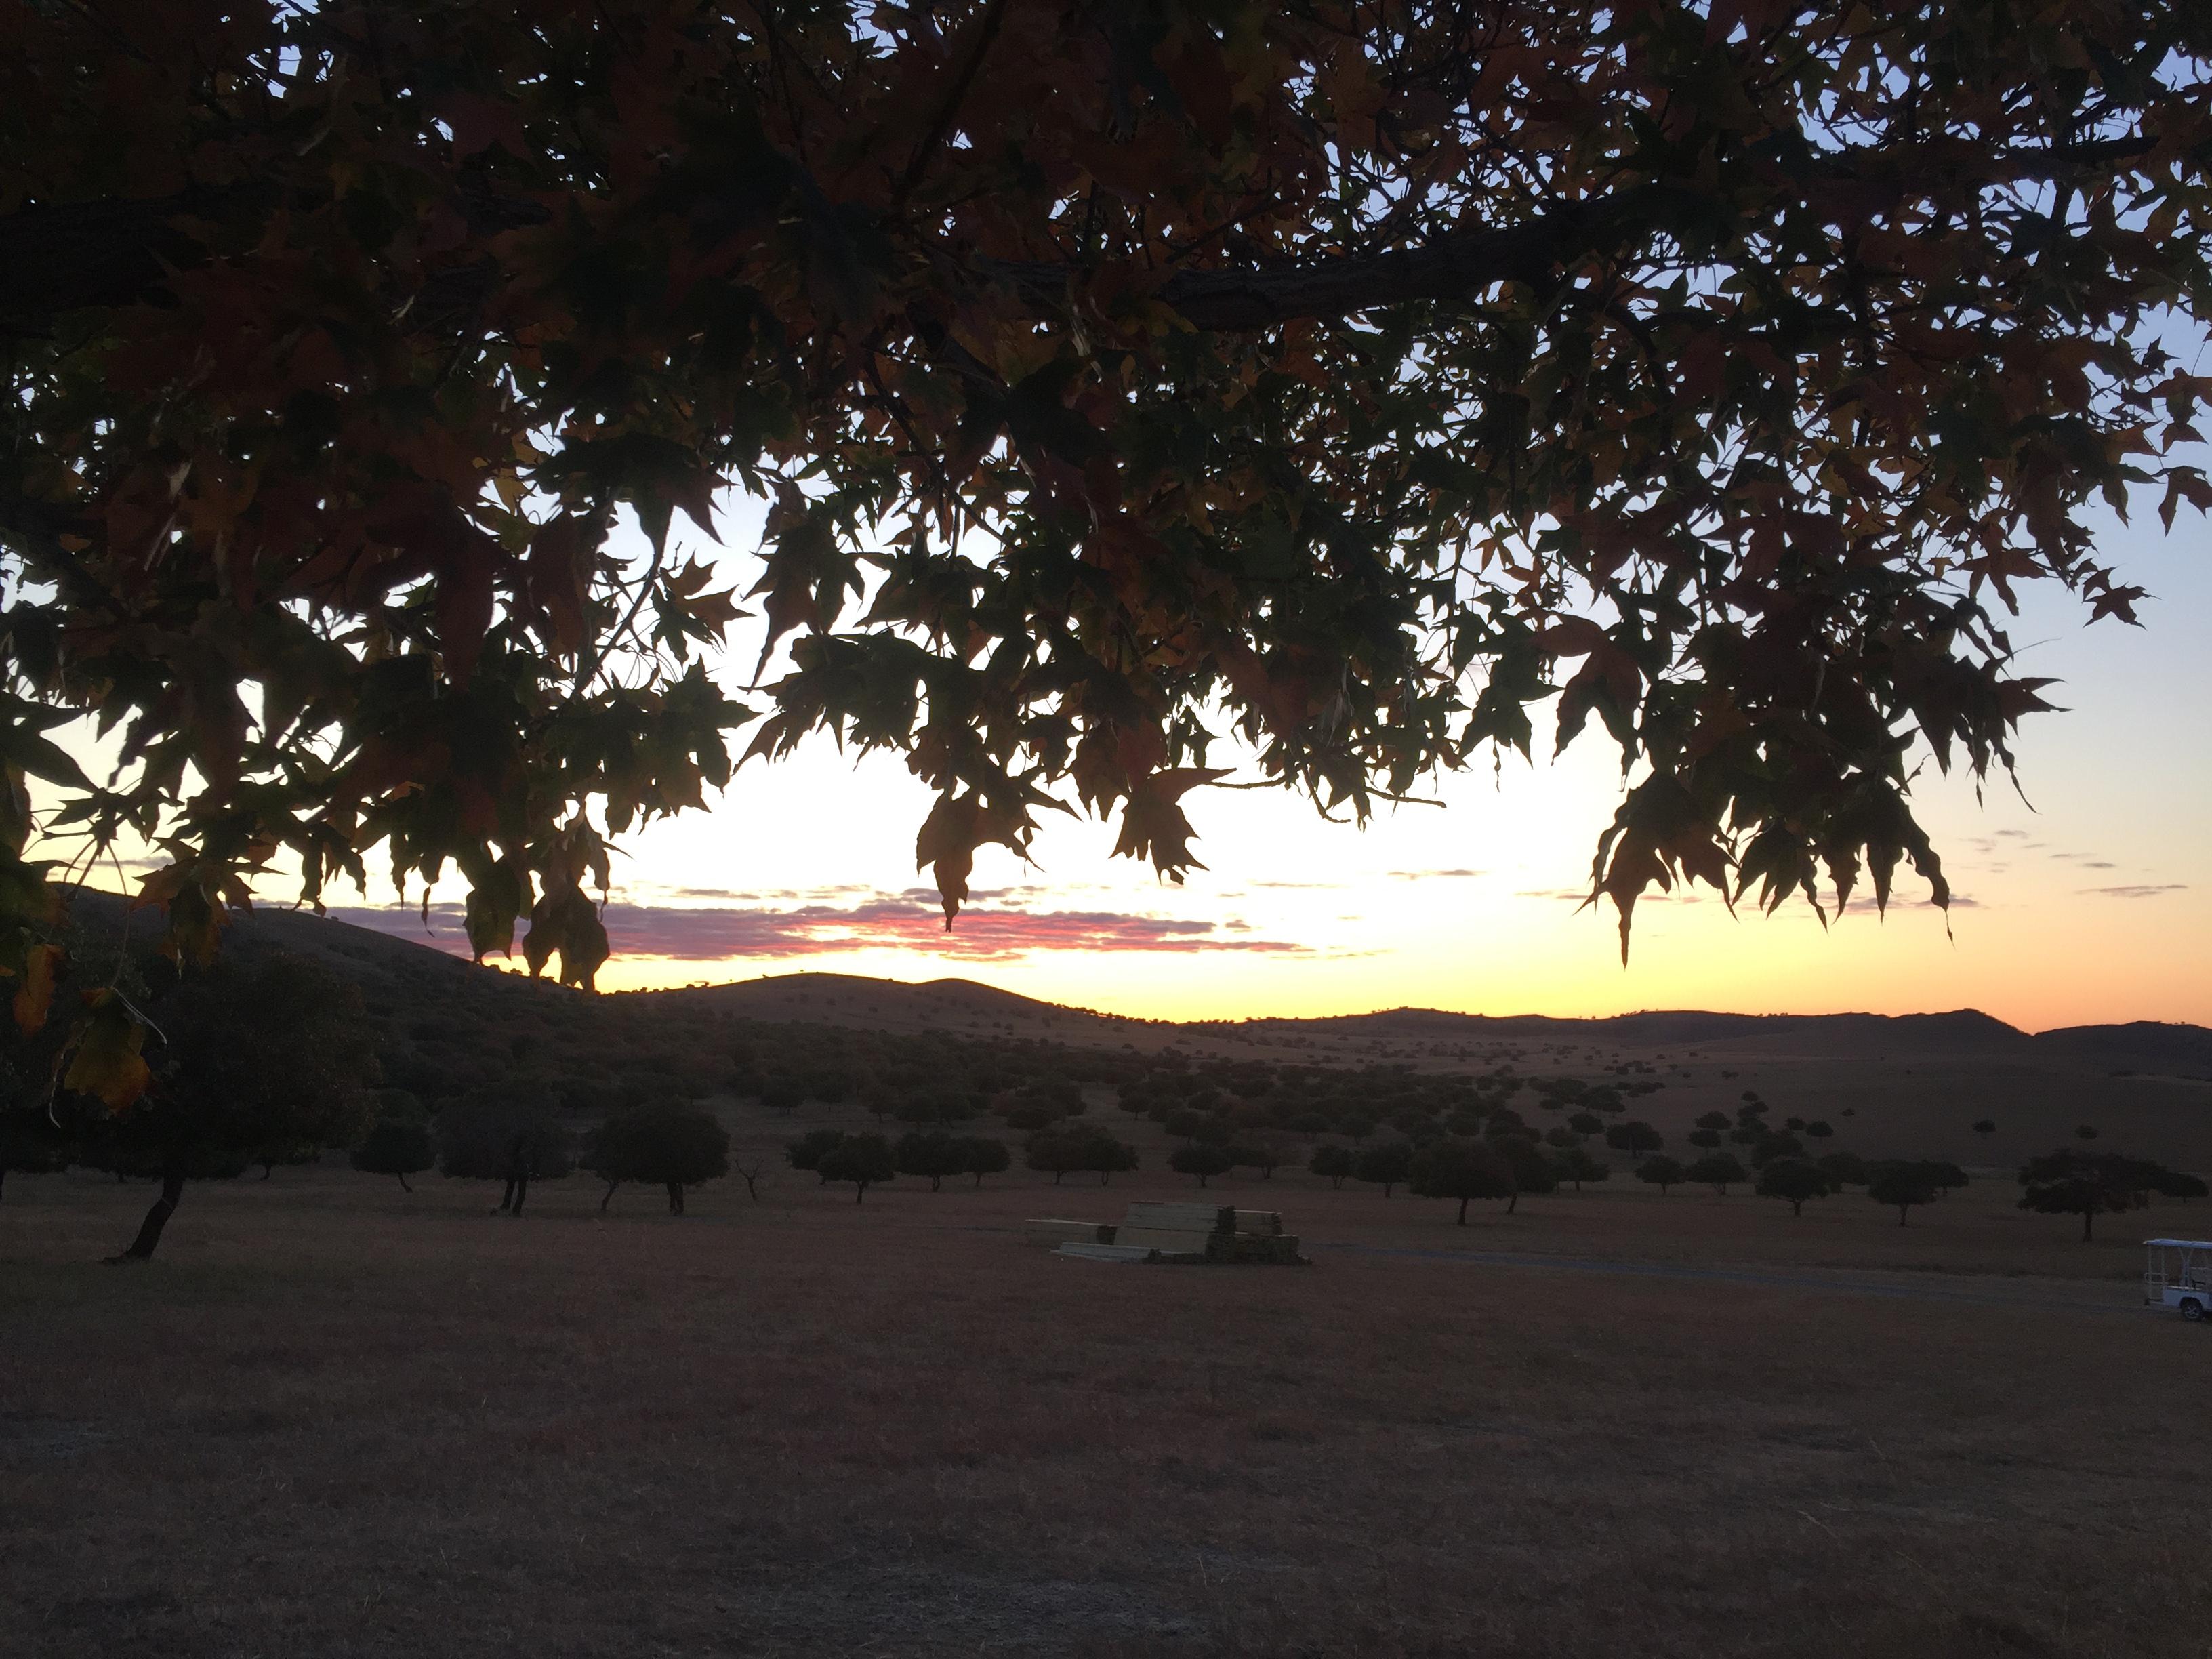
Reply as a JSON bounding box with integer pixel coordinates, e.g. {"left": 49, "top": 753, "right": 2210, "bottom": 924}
{"left": 2083, "top": 1208, "right": 2094, "bottom": 1242}
{"left": 601, "top": 1181, "right": 618, "bottom": 1213}
{"left": 260, "top": 1162, "right": 273, "bottom": 1180}
{"left": 0, "top": 1166, "right": 7, "bottom": 1202}
{"left": 854, "top": 1181, "right": 866, "bottom": 1204}
{"left": 498, "top": 1176, "right": 518, "bottom": 1213}
{"left": 1897, "top": 1205, "right": 1908, "bottom": 1225}
{"left": 112, "top": 1170, "right": 186, "bottom": 1261}
{"left": 667, "top": 1181, "right": 683, "bottom": 1214}
{"left": 1507, "top": 1189, "right": 1519, "bottom": 1214}
{"left": 512, "top": 1171, "right": 529, "bottom": 1216}
{"left": 1791, "top": 1200, "right": 1803, "bottom": 1216}
{"left": 1456, "top": 1195, "right": 1469, "bottom": 1225}
{"left": 397, "top": 1173, "right": 413, "bottom": 1193}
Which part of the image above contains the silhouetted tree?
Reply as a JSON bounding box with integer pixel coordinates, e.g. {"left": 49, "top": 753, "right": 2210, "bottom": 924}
{"left": 1494, "top": 1135, "right": 1558, "bottom": 1211}
{"left": 440, "top": 1090, "right": 575, "bottom": 1215}
{"left": 1605, "top": 1121, "right": 1663, "bottom": 1155}
{"left": 894, "top": 1130, "right": 967, "bottom": 1191}
{"left": 85, "top": 953, "right": 378, "bottom": 1258}
{"left": 1354, "top": 1141, "right": 1414, "bottom": 1198}
{"left": 1817, "top": 1151, "right": 1870, "bottom": 1189}
{"left": 1551, "top": 1147, "right": 1610, "bottom": 1191}
{"left": 1756, "top": 1160, "right": 1832, "bottom": 1217}
{"left": 351, "top": 1118, "right": 434, "bottom": 1192}
{"left": 1636, "top": 1155, "right": 1686, "bottom": 1195}
{"left": 2156, "top": 1170, "right": 2209, "bottom": 1204}
{"left": 1026, "top": 1124, "right": 1138, "bottom": 1185}
{"left": 1685, "top": 1153, "right": 1748, "bottom": 1197}
{"left": 1867, "top": 1160, "right": 1940, "bottom": 1225}
{"left": 587, "top": 1104, "right": 730, "bottom": 1214}
{"left": 1972, "top": 1119, "right": 1996, "bottom": 1139}
{"left": 819, "top": 1133, "right": 896, "bottom": 1203}
{"left": 1169, "top": 1144, "right": 1233, "bottom": 1188}
{"left": 785, "top": 1128, "right": 846, "bottom": 1181}
{"left": 1309, "top": 1145, "right": 1354, "bottom": 1189}
{"left": 1408, "top": 1137, "right": 1516, "bottom": 1224}
{"left": 958, "top": 1136, "right": 1011, "bottom": 1187}
{"left": 2017, "top": 1149, "right": 2151, "bottom": 1242}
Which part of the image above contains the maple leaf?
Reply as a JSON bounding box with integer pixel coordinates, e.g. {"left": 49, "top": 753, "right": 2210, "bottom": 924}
{"left": 63, "top": 989, "right": 152, "bottom": 1111}
{"left": 1112, "top": 768, "right": 1231, "bottom": 882}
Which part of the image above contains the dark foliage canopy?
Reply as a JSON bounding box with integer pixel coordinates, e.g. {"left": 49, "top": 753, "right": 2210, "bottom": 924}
{"left": 5, "top": 2, "right": 2210, "bottom": 1101}
{"left": 586, "top": 1102, "right": 731, "bottom": 1190}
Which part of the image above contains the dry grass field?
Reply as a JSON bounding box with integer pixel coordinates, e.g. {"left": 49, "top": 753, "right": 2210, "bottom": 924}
{"left": 6, "top": 1138, "right": 2210, "bottom": 1659}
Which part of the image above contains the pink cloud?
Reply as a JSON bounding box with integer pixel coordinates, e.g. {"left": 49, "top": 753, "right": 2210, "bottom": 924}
{"left": 325, "top": 893, "right": 1313, "bottom": 963}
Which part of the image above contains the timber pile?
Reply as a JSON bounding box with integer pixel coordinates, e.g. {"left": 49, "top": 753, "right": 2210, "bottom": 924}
{"left": 1023, "top": 1218, "right": 1117, "bottom": 1248}
{"left": 1032, "top": 1200, "right": 1306, "bottom": 1265}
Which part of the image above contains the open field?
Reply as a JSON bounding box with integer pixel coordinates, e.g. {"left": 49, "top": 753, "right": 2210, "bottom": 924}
{"left": 6, "top": 1153, "right": 2210, "bottom": 1658}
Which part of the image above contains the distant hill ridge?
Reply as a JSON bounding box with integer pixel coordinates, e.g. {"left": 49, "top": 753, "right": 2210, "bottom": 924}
{"left": 60, "top": 890, "right": 2212, "bottom": 1077}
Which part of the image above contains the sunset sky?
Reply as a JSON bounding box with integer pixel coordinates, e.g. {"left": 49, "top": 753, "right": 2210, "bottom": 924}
{"left": 39, "top": 468, "right": 2207, "bottom": 1033}
{"left": 239, "top": 481, "right": 2209, "bottom": 1036}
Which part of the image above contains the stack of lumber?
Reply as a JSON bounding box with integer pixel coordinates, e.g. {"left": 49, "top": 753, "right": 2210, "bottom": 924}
{"left": 1024, "top": 1218, "right": 1118, "bottom": 1248}
{"left": 1041, "top": 1201, "right": 1309, "bottom": 1265}
{"left": 1222, "top": 1208, "right": 1302, "bottom": 1263}
{"left": 1115, "top": 1200, "right": 1235, "bottom": 1259}
{"left": 1055, "top": 1242, "right": 1160, "bottom": 1263}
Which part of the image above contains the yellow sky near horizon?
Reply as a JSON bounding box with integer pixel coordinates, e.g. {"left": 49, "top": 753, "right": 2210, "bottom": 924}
{"left": 37, "top": 487, "right": 2212, "bottom": 1034}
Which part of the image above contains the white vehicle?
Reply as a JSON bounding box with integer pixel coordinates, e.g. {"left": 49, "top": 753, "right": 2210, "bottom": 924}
{"left": 2144, "top": 1240, "right": 2212, "bottom": 1321}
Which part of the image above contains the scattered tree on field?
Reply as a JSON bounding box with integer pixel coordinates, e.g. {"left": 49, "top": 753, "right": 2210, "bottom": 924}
{"left": 1169, "top": 1144, "right": 1234, "bottom": 1188}
{"left": 1695, "top": 1112, "right": 1731, "bottom": 1133}
{"left": 2017, "top": 1149, "right": 2152, "bottom": 1242}
{"left": 1867, "top": 1160, "right": 1940, "bottom": 1225}
{"left": 1606, "top": 1121, "right": 1663, "bottom": 1155}
{"left": 1972, "top": 1119, "right": 1997, "bottom": 1139}
{"left": 440, "top": 1090, "right": 575, "bottom": 1216}
{"left": 1309, "top": 1145, "right": 1355, "bottom": 1189}
{"left": 730, "top": 1157, "right": 772, "bottom": 1202}
{"left": 351, "top": 1119, "right": 435, "bottom": 1193}
{"left": 80, "top": 954, "right": 378, "bottom": 1259}
{"left": 959, "top": 1137, "right": 1012, "bottom": 1187}
{"left": 1817, "top": 1151, "right": 1871, "bottom": 1189}
{"left": 1685, "top": 1153, "right": 1748, "bottom": 1197}
{"left": 1026, "top": 1125, "right": 1138, "bottom": 1185}
{"left": 1231, "top": 1139, "right": 1286, "bottom": 1181}
{"left": 1803, "top": 1120, "right": 1834, "bottom": 1144}
{"left": 586, "top": 1104, "right": 731, "bottom": 1214}
{"left": 894, "top": 1131, "right": 968, "bottom": 1191}
{"left": 1354, "top": 1141, "right": 1415, "bottom": 1199}
{"left": 2157, "top": 1170, "right": 2209, "bottom": 1204}
{"left": 1636, "top": 1155, "right": 1686, "bottom": 1195}
{"left": 1552, "top": 1146, "right": 1610, "bottom": 1191}
{"left": 1748, "top": 1131, "right": 1803, "bottom": 1168}
{"left": 1407, "top": 1138, "right": 1517, "bottom": 1225}
{"left": 785, "top": 1128, "right": 847, "bottom": 1181}
{"left": 1920, "top": 1161, "right": 1969, "bottom": 1197}
{"left": 1567, "top": 1111, "right": 1604, "bottom": 1139}
{"left": 2076, "top": 1125, "right": 2100, "bottom": 1142}
{"left": 0, "top": 1062, "right": 73, "bottom": 1200}
{"left": 818, "top": 1134, "right": 897, "bottom": 1203}
{"left": 1493, "top": 1136, "right": 1558, "bottom": 1212}
{"left": 1755, "top": 1160, "right": 1833, "bottom": 1217}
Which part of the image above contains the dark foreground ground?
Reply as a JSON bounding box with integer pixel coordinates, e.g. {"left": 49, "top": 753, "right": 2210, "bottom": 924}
{"left": 5, "top": 1164, "right": 2209, "bottom": 1658}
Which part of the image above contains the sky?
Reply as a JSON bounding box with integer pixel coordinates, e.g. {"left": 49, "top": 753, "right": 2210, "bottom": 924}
{"left": 36, "top": 465, "right": 2209, "bottom": 1033}
{"left": 261, "top": 483, "right": 2209, "bottom": 1035}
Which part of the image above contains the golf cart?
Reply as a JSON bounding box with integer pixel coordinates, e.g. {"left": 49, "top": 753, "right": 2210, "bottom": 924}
{"left": 2143, "top": 1240, "right": 2212, "bottom": 1321}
